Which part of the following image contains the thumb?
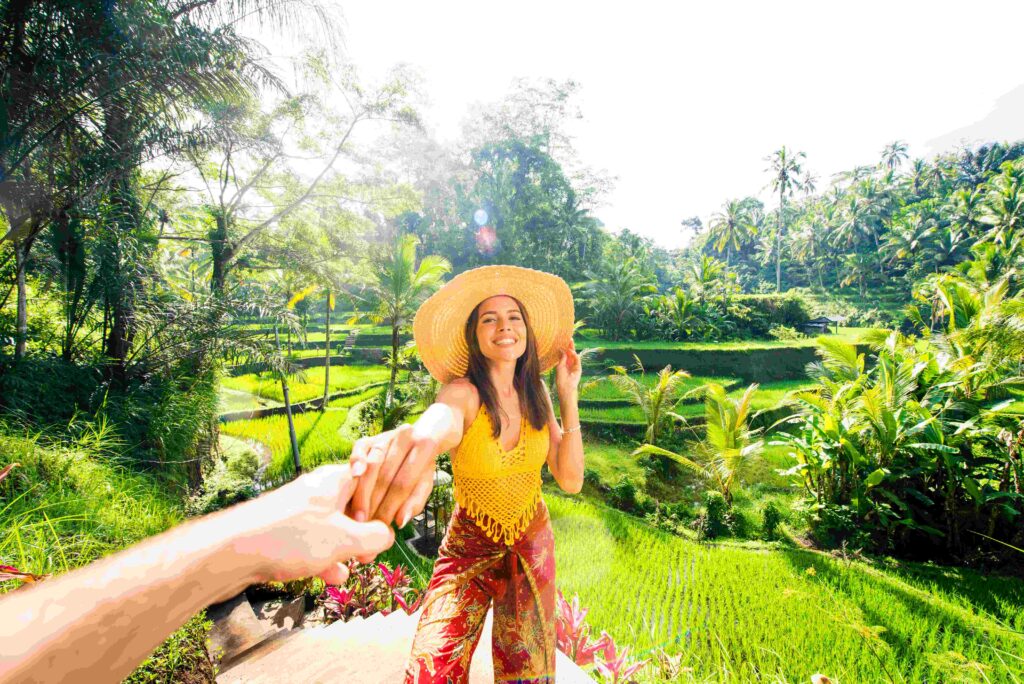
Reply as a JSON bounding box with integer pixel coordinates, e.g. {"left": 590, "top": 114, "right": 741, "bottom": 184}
{"left": 333, "top": 513, "right": 395, "bottom": 561}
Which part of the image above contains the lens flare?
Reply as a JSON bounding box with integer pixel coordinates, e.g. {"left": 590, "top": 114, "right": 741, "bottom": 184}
{"left": 475, "top": 225, "right": 498, "bottom": 255}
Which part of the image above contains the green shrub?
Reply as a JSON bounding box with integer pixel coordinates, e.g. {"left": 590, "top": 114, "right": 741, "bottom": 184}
{"left": 729, "top": 292, "right": 811, "bottom": 337}
{"left": 812, "top": 503, "right": 871, "bottom": 549}
{"left": 187, "top": 447, "right": 260, "bottom": 516}
{"left": 760, "top": 500, "right": 783, "bottom": 540}
{"left": 693, "top": 490, "right": 730, "bottom": 539}
{"left": 768, "top": 324, "right": 801, "bottom": 340}
{"left": 608, "top": 477, "right": 641, "bottom": 514}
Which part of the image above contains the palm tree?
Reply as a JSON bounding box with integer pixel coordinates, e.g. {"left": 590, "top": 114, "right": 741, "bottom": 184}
{"left": 635, "top": 382, "right": 764, "bottom": 504}
{"left": 604, "top": 357, "right": 691, "bottom": 446}
{"left": 656, "top": 288, "right": 700, "bottom": 340}
{"left": 979, "top": 162, "right": 1024, "bottom": 250}
{"left": 684, "top": 254, "right": 725, "bottom": 307}
{"left": 766, "top": 147, "right": 806, "bottom": 291}
{"left": 882, "top": 212, "right": 936, "bottom": 268}
{"left": 707, "top": 198, "right": 756, "bottom": 265}
{"left": 579, "top": 257, "right": 657, "bottom": 340}
{"left": 881, "top": 141, "right": 909, "bottom": 171}
{"left": 840, "top": 253, "right": 874, "bottom": 298}
{"left": 365, "top": 234, "right": 451, "bottom": 405}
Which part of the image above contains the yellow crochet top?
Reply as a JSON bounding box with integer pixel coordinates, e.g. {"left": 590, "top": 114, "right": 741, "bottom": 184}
{"left": 452, "top": 403, "right": 550, "bottom": 546}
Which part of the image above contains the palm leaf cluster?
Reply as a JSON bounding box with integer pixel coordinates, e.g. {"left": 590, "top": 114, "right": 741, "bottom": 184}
{"left": 634, "top": 382, "right": 764, "bottom": 504}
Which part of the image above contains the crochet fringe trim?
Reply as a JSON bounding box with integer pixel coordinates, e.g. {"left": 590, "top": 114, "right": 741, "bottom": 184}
{"left": 455, "top": 487, "right": 541, "bottom": 546}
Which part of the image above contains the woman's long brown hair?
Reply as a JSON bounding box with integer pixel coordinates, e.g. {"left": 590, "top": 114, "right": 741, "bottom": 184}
{"left": 464, "top": 296, "right": 548, "bottom": 438}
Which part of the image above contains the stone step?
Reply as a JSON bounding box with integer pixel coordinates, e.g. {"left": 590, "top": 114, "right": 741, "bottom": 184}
{"left": 207, "top": 594, "right": 272, "bottom": 666}
{"left": 216, "top": 607, "right": 594, "bottom": 683}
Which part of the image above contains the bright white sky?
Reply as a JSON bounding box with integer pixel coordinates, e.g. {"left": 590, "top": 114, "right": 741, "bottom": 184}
{"left": 264, "top": 0, "right": 1024, "bottom": 249}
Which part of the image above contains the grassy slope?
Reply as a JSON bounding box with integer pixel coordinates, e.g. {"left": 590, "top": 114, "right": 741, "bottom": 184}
{"left": 547, "top": 493, "right": 1024, "bottom": 683}
{"left": 0, "top": 429, "right": 213, "bottom": 681}
{"left": 0, "top": 431, "right": 182, "bottom": 575}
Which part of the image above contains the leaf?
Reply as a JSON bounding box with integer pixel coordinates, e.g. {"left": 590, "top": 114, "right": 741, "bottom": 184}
{"left": 963, "top": 477, "right": 981, "bottom": 503}
{"left": 0, "top": 462, "right": 18, "bottom": 483}
{"left": 865, "top": 468, "right": 887, "bottom": 488}
{"left": 286, "top": 284, "right": 318, "bottom": 310}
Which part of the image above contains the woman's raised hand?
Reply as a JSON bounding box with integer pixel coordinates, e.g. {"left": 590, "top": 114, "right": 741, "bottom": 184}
{"left": 555, "top": 340, "right": 582, "bottom": 398}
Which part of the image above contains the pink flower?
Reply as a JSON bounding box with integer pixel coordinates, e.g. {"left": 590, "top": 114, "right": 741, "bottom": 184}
{"left": 558, "top": 590, "right": 589, "bottom": 634}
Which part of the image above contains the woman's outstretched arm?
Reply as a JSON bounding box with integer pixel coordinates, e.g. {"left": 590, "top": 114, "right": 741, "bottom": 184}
{"left": 0, "top": 464, "right": 394, "bottom": 684}
{"left": 346, "top": 379, "right": 476, "bottom": 530}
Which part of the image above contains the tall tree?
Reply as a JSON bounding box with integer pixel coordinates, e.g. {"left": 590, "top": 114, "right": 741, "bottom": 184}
{"left": 365, "top": 234, "right": 450, "bottom": 404}
{"left": 707, "top": 198, "right": 757, "bottom": 265}
{"left": 881, "top": 140, "right": 909, "bottom": 171}
{"left": 178, "top": 64, "right": 420, "bottom": 301}
{"left": 765, "top": 147, "right": 806, "bottom": 292}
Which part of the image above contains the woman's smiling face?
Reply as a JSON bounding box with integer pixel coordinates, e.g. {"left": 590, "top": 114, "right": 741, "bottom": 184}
{"left": 474, "top": 295, "right": 528, "bottom": 364}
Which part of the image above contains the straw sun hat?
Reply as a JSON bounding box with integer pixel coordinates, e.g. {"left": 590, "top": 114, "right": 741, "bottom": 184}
{"left": 413, "top": 265, "right": 575, "bottom": 384}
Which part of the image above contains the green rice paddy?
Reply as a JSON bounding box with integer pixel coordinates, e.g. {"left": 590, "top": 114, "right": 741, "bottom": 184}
{"left": 547, "top": 494, "right": 1024, "bottom": 683}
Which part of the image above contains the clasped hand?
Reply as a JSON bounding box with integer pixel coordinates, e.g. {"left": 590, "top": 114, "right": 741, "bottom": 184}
{"left": 344, "top": 423, "right": 441, "bottom": 553}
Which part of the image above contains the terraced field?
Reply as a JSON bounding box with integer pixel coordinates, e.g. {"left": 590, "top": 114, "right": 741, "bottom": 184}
{"left": 220, "top": 366, "right": 393, "bottom": 405}
{"left": 574, "top": 379, "right": 817, "bottom": 425}
{"left": 547, "top": 494, "right": 1024, "bottom": 683}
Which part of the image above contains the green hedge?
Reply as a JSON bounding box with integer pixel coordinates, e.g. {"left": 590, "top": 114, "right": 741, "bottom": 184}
{"left": 590, "top": 345, "right": 870, "bottom": 383}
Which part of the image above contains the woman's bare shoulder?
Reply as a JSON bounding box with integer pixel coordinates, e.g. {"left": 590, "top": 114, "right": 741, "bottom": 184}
{"left": 438, "top": 378, "right": 480, "bottom": 414}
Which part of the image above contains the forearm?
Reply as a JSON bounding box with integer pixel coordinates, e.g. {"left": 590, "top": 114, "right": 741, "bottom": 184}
{"left": 411, "top": 401, "right": 461, "bottom": 454}
{"left": 556, "top": 389, "right": 585, "bottom": 493}
{"left": 0, "top": 505, "right": 258, "bottom": 683}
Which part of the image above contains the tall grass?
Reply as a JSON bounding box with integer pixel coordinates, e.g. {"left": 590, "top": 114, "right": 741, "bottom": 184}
{"left": 0, "top": 427, "right": 182, "bottom": 579}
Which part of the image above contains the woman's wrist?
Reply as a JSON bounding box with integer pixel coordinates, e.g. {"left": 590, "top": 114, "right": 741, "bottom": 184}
{"left": 557, "top": 386, "right": 579, "bottom": 403}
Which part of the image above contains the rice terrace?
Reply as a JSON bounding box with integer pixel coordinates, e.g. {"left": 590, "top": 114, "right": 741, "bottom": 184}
{"left": 1, "top": 2, "right": 1023, "bottom": 683}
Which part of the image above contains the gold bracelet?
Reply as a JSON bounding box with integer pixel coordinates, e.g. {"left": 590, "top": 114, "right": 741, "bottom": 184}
{"left": 561, "top": 424, "right": 581, "bottom": 435}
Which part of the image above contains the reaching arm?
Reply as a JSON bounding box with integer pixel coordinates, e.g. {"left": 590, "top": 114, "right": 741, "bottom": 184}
{"left": 545, "top": 344, "right": 585, "bottom": 494}
{"left": 0, "top": 464, "right": 394, "bottom": 684}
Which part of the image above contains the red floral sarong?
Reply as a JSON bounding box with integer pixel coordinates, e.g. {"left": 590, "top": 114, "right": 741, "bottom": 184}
{"left": 403, "top": 498, "right": 557, "bottom": 683}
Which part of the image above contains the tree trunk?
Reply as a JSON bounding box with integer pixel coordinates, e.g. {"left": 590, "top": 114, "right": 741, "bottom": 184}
{"left": 209, "top": 211, "right": 231, "bottom": 298}
{"left": 322, "top": 291, "right": 331, "bottom": 410}
{"left": 275, "top": 325, "right": 302, "bottom": 477}
{"left": 388, "top": 323, "right": 400, "bottom": 407}
{"left": 776, "top": 194, "right": 784, "bottom": 292}
{"left": 14, "top": 239, "right": 27, "bottom": 360}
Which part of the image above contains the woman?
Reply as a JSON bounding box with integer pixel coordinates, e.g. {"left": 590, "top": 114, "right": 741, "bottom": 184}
{"left": 347, "top": 264, "right": 584, "bottom": 683}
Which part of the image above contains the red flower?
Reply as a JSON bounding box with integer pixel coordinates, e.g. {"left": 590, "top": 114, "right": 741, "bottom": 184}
{"left": 595, "top": 631, "right": 648, "bottom": 684}
{"left": 378, "top": 563, "right": 409, "bottom": 589}
{"left": 394, "top": 591, "right": 424, "bottom": 615}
